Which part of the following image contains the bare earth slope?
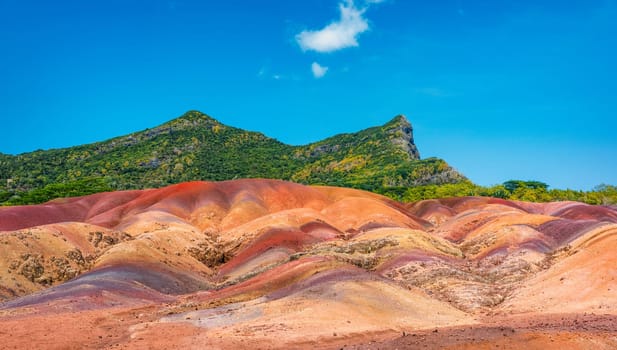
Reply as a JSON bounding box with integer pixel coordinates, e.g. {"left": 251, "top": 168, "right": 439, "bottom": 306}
{"left": 0, "top": 179, "right": 615, "bottom": 349}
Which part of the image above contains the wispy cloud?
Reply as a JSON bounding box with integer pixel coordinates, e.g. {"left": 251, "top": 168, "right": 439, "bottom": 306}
{"left": 257, "top": 66, "right": 288, "bottom": 81}
{"left": 295, "top": 0, "right": 370, "bottom": 53}
{"left": 257, "top": 66, "right": 267, "bottom": 78}
{"left": 311, "top": 62, "right": 329, "bottom": 78}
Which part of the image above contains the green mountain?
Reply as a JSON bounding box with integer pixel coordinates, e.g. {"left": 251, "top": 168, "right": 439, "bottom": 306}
{"left": 0, "top": 111, "right": 465, "bottom": 205}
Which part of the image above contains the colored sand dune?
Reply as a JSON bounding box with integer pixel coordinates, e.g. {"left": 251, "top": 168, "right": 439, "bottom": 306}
{"left": 0, "top": 179, "right": 615, "bottom": 349}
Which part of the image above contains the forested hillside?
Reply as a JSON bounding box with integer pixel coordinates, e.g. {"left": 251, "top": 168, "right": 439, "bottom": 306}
{"left": 0, "top": 111, "right": 464, "bottom": 205}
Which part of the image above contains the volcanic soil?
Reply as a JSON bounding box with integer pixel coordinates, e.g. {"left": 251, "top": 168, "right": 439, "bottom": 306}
{"left": 0, "top": 179, "right": 616, "bottom": 349}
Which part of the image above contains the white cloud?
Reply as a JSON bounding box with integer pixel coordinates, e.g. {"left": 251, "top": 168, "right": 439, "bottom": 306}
{"left": 296, "top": 0, "right": 370, "bottom": 53}
{"left": 257, "top": 66, "right": 267, "bottom": 77}
{"left": 257, "top": 66, "right": 289, "bottom": 81}
{"left": 311, "top": 62, "right": 329, "bottom": 78}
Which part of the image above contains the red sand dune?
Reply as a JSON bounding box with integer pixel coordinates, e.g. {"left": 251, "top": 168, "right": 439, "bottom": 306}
{"left": 0, "top": 179, "right": 615, "bottom": 349}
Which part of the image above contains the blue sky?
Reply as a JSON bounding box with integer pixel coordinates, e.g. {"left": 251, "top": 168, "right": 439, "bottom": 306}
{"left": 1, "top": 0, "right": 616, "bottom": 190}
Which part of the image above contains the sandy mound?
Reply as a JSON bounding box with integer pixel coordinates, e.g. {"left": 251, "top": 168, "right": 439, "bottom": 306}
{"left": 1, "top": 179, "right": 615, "bottom": 349}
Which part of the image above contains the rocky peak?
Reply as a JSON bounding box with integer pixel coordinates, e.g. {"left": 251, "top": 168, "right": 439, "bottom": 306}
{"left": 383, "top": 115, "right": 420, "bottom": 160}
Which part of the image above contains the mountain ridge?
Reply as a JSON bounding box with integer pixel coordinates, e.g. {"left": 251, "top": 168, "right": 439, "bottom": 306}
{"left": 0, "top": 111, "right": 465, "bottom": 205}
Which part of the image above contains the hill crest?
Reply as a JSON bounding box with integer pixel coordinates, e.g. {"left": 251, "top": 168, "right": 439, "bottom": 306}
{"left": 0, "top": 111, "right": 465, "bottom": 205}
